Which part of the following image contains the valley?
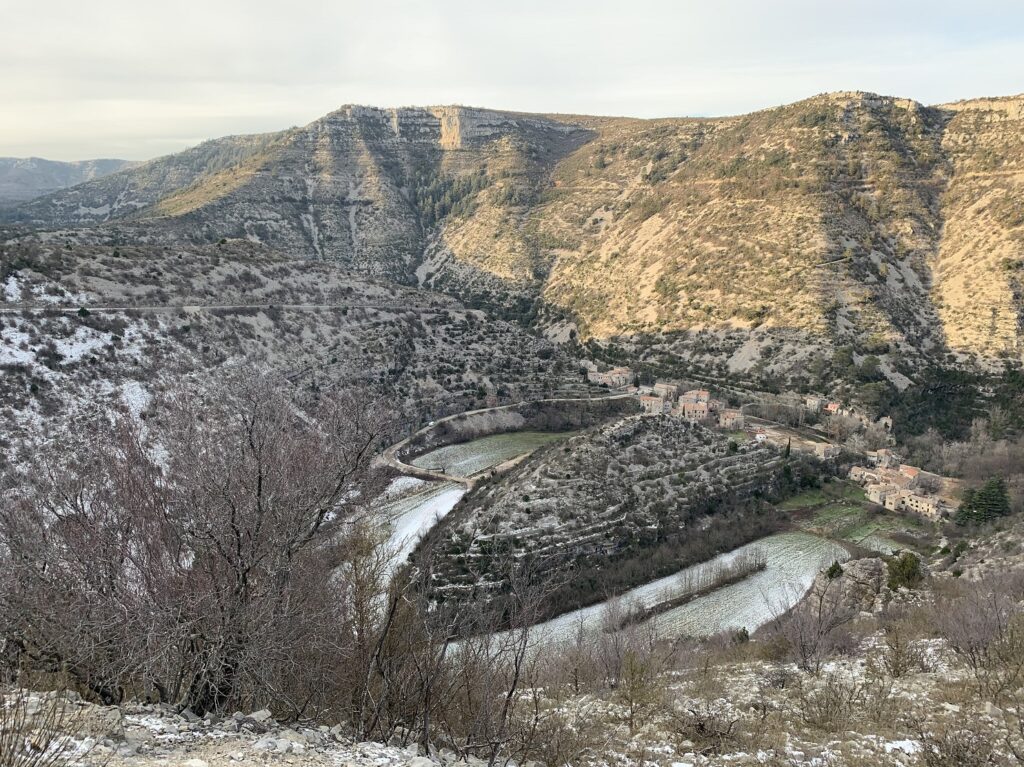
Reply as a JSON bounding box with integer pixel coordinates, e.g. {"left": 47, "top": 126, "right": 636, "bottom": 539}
{"left": 3, "top": 84, "right": 1024, "bottom": 767}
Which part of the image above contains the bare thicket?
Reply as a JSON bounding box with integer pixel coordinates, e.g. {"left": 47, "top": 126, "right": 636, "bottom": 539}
{"left": 926, "top": 573, "right": 1024, "bottom": 762}
{"left": 768, "top": 575, "right": 857, "bottom": 674}
{"left": 0, "top": 369, "right": 391, "bottom": 715}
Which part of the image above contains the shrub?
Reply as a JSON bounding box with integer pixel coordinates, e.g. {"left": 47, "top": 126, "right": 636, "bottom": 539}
{"left": 887, "top": 552, "right": 923, "bottom": 590}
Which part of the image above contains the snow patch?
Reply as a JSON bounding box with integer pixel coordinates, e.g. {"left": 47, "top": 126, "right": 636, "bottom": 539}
{"left": 54, "top": 326, "right": 106, "bottom": 361}
{"left": 3, "top": 274, "right": 22, "bottom": 302}
{"left": 382, "top": 475, "right": 427, "bottom": 498}
{"left": 120, "top": 381, "right": 151, "bottom": 419}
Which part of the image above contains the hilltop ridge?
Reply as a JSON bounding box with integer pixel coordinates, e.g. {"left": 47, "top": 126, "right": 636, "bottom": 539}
{"left": 3, "top": 90, "right": 1022, "bottom": 378}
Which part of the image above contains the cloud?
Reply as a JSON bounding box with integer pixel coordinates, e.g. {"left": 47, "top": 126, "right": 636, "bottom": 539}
{"left": 1, "top": 0, "right": 1023, "bottom": 159}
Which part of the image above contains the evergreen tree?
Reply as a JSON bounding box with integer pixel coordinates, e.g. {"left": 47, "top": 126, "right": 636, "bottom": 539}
{"left": 957, "top": 477, "right": 1011, "bottom": 525}
{"left": 887, "top": 552, "right": 923, "bottom": 590}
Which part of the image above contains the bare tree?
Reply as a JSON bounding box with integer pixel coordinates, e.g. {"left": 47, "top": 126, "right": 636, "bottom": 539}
{"left": 768, "top": 574, "right": 858, "bottom": 674}
{"left": 0, "top": 368, "right": 392, "bottom": 715}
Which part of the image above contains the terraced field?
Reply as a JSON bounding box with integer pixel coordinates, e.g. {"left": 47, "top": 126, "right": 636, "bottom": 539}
{"left": 781, "top": 479, "right": 936, "bottom": 553}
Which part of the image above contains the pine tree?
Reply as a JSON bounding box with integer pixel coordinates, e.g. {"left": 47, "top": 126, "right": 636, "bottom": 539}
{"left": 957, "top": 477, "right": 1010, "bottom": 525}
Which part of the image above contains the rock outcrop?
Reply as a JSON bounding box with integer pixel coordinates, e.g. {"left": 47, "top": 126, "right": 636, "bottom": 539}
{"left": 6, "top": 92, "right": 1024, "bottom": 372}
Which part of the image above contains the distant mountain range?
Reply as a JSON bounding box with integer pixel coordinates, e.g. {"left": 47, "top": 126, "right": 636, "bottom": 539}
{"left": 3, "top": 92, "right": 1022, "bottom": 379}
{"left": 0, "top": 157, "right": 138, "bottom": 203}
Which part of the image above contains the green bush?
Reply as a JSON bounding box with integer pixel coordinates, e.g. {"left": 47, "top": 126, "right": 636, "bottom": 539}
{"left": 887, "top": 552, "right": 923, "bottom": 590}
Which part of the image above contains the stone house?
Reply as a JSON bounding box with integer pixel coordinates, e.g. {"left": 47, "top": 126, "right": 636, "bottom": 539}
{"left": 866, "top": 483, "right": 901, "bottom": 505}
{"left": 901, "top": 493, "right": 944, "bottom": 520}
{"left": 814, "top": 443, "right": 841, "bottom": 459}
{"left": 587, "top": 366, "right": 633, "bottom": 388}
{"left": 719, "top": 408, "right": 745, "bottom": 429}
{"left": 639, "top": 394, "right": 667, "bottom": 414}
{"left": 849, "top": 466, "right": 878, "bottom": 483}
{"left": 679, "top": 389, "right": 711, "bottom": 404}
{"left": 653, "top": 382, "right": 678, "bottom": 400}
{"left": 866, "top": 448, "right": 901, "bottom": 468}
{"left": 682, "top": 401, "right": 710, "bottom": 422}
{"left": 883, "top": 489, "right": 909, "bottom": 512}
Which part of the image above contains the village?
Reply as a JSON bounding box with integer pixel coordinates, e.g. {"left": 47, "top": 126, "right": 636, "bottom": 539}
{"left": 587, "top": 365, "right": 961, "bottom": 521}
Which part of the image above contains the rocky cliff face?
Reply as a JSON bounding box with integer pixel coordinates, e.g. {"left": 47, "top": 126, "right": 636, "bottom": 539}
{"left": 9, "top": 106, "right": 590, "bottom": 283}
{"left": 0, "top": 236, "right": 589, "bottom": 460}
{"left": 7, "top": 93, "right": 1023, "bottom": 370}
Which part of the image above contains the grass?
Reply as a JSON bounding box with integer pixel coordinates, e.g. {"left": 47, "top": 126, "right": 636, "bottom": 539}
{"left": 777, "top": 480, "right": 867, "bottom": 511}
{"left": 779, "top": 479, "right": 934, "bottom": 552}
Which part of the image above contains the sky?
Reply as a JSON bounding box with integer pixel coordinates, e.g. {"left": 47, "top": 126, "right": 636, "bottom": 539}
{"left": 2, "top": 0, "right": 1024, "bottom": 161}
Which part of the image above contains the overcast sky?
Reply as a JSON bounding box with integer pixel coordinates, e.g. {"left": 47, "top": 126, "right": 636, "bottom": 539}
{"left": 3, "top": 0, "right": 1023, "bottom": 161}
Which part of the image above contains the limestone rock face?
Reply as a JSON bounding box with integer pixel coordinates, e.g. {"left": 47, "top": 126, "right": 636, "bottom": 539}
{"left": 837, "top": 557, "right": 887, "bottom": 612}
{"left": 7, "top": 92, "right": 1024, "bottom": 371}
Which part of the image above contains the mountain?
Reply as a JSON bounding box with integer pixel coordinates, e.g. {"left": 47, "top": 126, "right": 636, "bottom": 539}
{"left": 6, "top": 93, "right": 1023, "bottom": 378}
{"left": 0, "top": 157, "right": 138, "bottom": 203}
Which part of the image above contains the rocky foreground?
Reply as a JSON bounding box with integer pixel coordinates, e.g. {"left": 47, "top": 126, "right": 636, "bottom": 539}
{"left": 36, "top": 643, "right": 989, "bottom": 767}
{"left": 56, "top": 698, "right": 442, "bottom": 767}
{"left": 34, "top": 558, "right": 1013, "bottom": 767}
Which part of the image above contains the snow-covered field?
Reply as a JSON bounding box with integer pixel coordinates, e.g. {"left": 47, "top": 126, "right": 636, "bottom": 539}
{"left": 378, "top": 481, "right": 466, "bottom": 564}
{"left": 409, "top": 430, "right": 570, "bottom": 477}
{"left": 525, "top": 532, "right": 848, "bottom": 644}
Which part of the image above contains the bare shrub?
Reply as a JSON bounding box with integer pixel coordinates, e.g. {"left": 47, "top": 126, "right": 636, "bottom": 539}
{"left": 596, "top": 603, "right": 675, "bottom": 733}
{"left": 518, "top": 702, "right": 608, "bottom": 767}
{"left": 0, "top": 368, "right": 391, "bottom": 715}
{"left": 792, "top": 672, "right": 864, "bottom": 732}
{"left": 878, "top": 609, "right": 925, "bottom": 679}
{"left": 931, "top": 574, "right": 1024, "bottom": 698}
{"left": 668, "top": 699, "right": 740, "bottom": 755}
{"left": 769, "top": 574, "right": 858, "bottom": 674}
{"left": 912, "top": 722, "right": 996, "bottom": 767}
{"left": 0, "top": 688, "right": 94, "bottom": 767}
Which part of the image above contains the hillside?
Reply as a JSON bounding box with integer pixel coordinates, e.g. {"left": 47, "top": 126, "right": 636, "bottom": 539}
{"left": 0, "top": 235, "right": 591, "bottom": 466}
{"left": 417, "top": 415, "right": 806, "bottom": 620}
{"left": 5, "top": 93, "right": 1023, "bottom": 377}
{"left": 0, "top": 157, "right": 137, "bottom": 203}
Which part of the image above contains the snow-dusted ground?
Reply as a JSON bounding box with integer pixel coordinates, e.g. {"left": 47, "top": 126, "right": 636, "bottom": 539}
{"left": 3, "top": 274, "right": 22, "bottom": 302}
{"left": 119, "top": 381, "right": 152, "bottom": 419}
{"left": 53, "top": 325, "right": 108, "bottom": 361}
{"left": 389, "top": 433, "right": 847, "bottom": 645}
{"left": 0, "top": 326, "right": 34, "bottom": 364}
{"left": 409, "top": 431, "right": 568, "bottom": 477}
{"left": 378, "top": 481, "right": 466, "bottom": 564}
{"left": 524, "top": 532, "right": 848, "bottom": 644}
{"left": 375, "top": 431, "right": 574, "bottom": 567}
{"left": 382, "top": 475, "right": 428, "bottom": 498}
